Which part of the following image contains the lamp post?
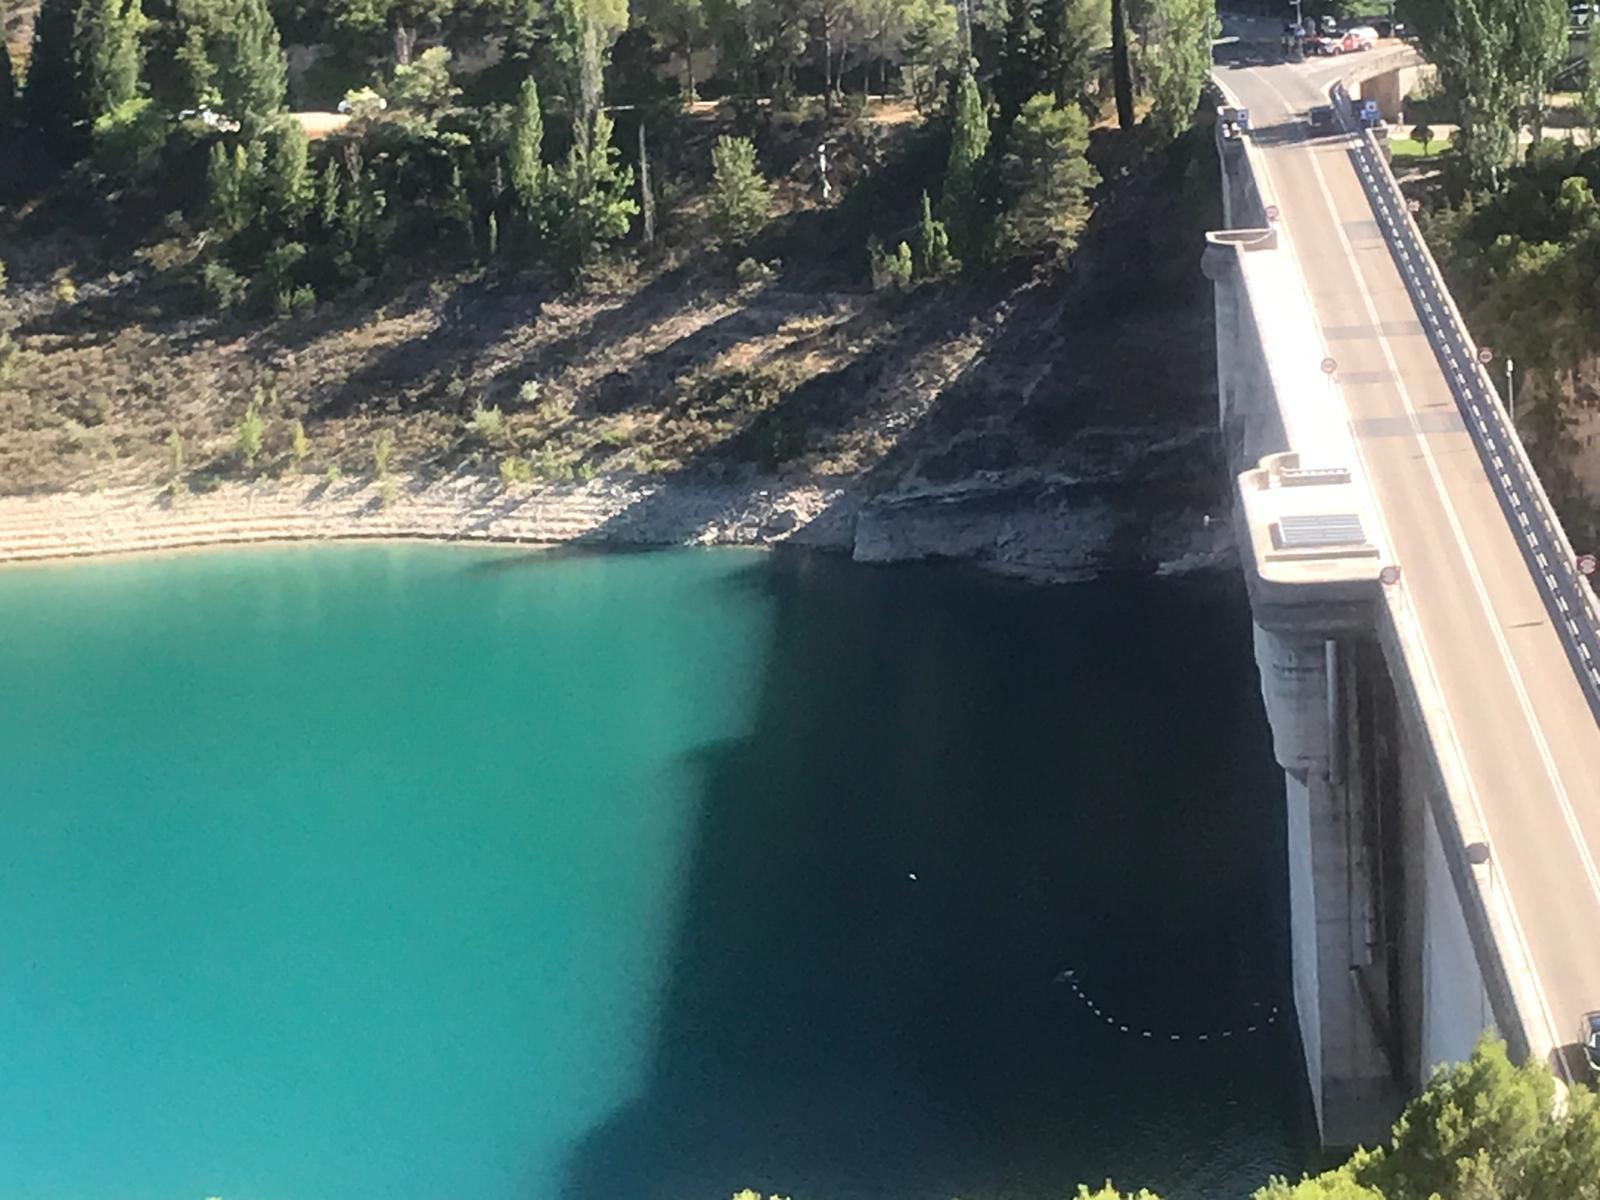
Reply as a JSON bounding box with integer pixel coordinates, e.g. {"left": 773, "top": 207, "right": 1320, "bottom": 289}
{"left": 1507, "top": 355, "right": 1516, "bottom": 425}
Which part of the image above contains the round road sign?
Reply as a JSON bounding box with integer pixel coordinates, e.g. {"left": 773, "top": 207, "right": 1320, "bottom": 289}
{"left": 1379, "top": 564, "right": 1402, "bottom": 586}
{"left": 1580, "top": 554, "right": 1597, "bottom": 576}
{"left": 1265, "top": 204, "right": 1280, "bottom": 222}
{"left": 1320, "top": 357, "right": 1338, "bottom": 375}
{"left": 1477, "top": 346, "right": 1494, "bottom": 365}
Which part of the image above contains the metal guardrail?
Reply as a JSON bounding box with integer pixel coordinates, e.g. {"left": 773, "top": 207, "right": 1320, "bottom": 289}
{"left": 1331, "top": 81, "right": 1600, "bottom": 723}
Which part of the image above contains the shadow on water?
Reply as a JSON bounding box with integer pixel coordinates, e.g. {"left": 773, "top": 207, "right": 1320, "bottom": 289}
{"left": 557, "top": 555, "right": 1314, "bottom": 1200}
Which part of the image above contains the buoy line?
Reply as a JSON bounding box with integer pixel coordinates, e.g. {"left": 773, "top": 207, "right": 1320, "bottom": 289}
{"left": 1053, "top": 969, "right": 1281, "bottom": 1042}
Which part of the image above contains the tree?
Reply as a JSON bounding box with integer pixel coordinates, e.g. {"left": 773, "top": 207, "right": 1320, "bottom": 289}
{"left": 709, "top": 134, "right": 771, "bottom": 247}
{"left": 206, "top": 139, "right": 254, "bottom": 234}
{"left": 550, "top": 107, "right": 638, "bottom": 271}
{"left": 636, "top": 0, "right": 707, "bottom": 97}
{"left": 941, "top": 71, "right": 990, "bottom": 257}
{"left": 899, "top": 0, "right": 959, "bottom": 113}
{"left": 0, "top": 0, "right": 14, "bottom": 128}
{"left": 1109, "top": 0, "right": 1133, "bottom": 129}
{"left": 1412, "top": 122, "right": 1434, "bottom": 154}
{"left": 1139, "top": 0, "right": 1218, "bottom": 140}
{"left": 24, "top": 0, "right": 90, "bottom": 145}
{"left": 261, "top": 117, "right": 310, "bottom": 231}
{"left": 75, "top": 0, "right": 145, "bottom": 123}
{"left": 237, "top": 401, "right": 264, "bottom": 467}
{"left": 508, "top": 76, "right": 546, "bottom": 213}
{"left": 914, "top": 190, "right": 959, "bottom": 276}
{"left": 335, "top": 0, "right": 457, "bottom": 65}
{"left": 1407, "top": 0, "right": 1563, "bottom": 183}
{"left": 999, "top": 91, "right": 1096, "bottom": 253}
{"left": 173, "top": 0, "right": 287, "bottom": 134}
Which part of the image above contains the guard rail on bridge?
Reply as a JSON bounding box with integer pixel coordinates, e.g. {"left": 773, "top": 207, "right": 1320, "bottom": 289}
{"left": 1331, "top": 80, "right": 1600, "bottom": 724}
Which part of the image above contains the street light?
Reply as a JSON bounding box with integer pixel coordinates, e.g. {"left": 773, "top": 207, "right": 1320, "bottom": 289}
{"left": 1507, "top": 355, "right": 1516, "bottom": 425}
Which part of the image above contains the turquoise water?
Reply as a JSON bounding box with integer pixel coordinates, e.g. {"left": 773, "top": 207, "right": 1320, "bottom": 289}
{"left": 0, "top": 546, "right": 1308, "bottom": 1200}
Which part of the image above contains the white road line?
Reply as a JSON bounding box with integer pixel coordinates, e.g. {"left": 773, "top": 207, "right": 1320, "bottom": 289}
{"left": 1244, "top": 67, "right": 1572, "bottom": 1071}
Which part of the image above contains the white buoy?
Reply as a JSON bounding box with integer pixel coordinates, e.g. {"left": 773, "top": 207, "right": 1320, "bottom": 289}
{"left": 908, "top": 872, "right": 918, "bottom": 881}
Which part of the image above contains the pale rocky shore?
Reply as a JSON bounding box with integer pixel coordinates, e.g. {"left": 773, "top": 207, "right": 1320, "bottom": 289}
{"left": 0, "top": 468, "right": 1236, "bottom": 580}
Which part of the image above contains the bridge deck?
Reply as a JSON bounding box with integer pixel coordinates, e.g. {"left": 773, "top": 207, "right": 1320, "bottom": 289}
{"left": 1219, "top": 42, "right": 1600, "bottom": 1076}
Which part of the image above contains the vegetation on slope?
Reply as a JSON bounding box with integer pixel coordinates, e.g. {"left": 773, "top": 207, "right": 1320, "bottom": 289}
{"left": 0, "top": 0, "right": 1219, "bottom": 495}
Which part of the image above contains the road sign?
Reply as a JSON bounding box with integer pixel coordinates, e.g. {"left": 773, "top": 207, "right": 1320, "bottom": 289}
{"left": 1265, "top": 204, "right": 1280, "bottom": 222}
{"left": 1407, "top": 197, "right": 1421, "bottom": 214}
{"left": 1320, "top": 357, "right": 1338, "bottom": 375}
{"left": 1580, "top": 554, "right": 1597, "bottom": 576}
{"left": 1379, "top": 564, "right": 1402, "bottom": 586}
{"left": 1477, "top": 346, "right": 1494, "bottom": 365}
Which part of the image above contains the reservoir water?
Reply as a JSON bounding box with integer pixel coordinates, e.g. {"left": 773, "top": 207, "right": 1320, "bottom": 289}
{"left": 0, "top": 545, "right": 1308, "bottom": 1200}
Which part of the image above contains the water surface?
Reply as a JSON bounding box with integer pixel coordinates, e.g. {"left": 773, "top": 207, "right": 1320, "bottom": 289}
{"left": 0, "top": 545, "right": 1307, "bottom": 1200}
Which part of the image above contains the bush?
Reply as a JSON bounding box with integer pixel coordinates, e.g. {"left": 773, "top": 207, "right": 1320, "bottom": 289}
{"left": 868, "top": 237, "right": 914, "bottom": 291}
{"left": 237, "top": 404, "right": 264, "bottom": 469}
{"left": 736, "top": 257, "right": 774, "bottom": 285}
{"left": 290, "top": 420, "right": 308, "bottom": 469}
{"left": 92, "top": 98, "right": 169, "bottom": 179}
{"left": 373, "top": 429, "right": 395, "bottom": 479}
{"left": 499, "top": 455, "right": 532, "bottom": 485}
{"left": 469, "top": 404, "right": 506, "bottom": 445}
{"left": 200, "top": 261, "right": 247, "bottom": 312}
{"left": 52, "top": 275, "right": 78, "bottom": 305}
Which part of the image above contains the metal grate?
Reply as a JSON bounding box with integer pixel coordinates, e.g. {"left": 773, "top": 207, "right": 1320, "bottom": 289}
{"left": 1277, "top": 513, "right": 1367, "bottom": 549}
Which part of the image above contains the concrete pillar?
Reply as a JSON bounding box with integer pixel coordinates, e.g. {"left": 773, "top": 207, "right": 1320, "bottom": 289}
{"left": 1255, "top": 624, "right": 1400, "bottom": 1148}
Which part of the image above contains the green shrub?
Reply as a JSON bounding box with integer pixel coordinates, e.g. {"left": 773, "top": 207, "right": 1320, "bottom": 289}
{"left": 92, "top": 98, "right": 168, "bottom": 179}
{"left": 735, "top": 257, "right": 774, "bottom": 285}
{"left": 237, "top": 404, "right": 264, "bottom": 469}
{"left": 290, "top": 420, "right": 308, "bottom": 469}
{"left": 469, "top": 404, "right": 506, "bottom": 444}
{"left": 52, "top": 276, "right": 77, "bottom": 305}
{"left": 373, "top": 429, "right": 395, "bottom": 479}
{"left": 868, "top": 238, "right": 914, "bottom": 291}
{"left": 200, "top": 261, "right": 247, "bottom": 312}
{"left": 499, "top": 455, "right": 532, "bottom": 485}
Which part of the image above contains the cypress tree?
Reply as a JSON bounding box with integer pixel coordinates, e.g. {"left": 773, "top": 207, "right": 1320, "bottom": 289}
{"left": 75, "top": 0, "right": 145, "bottom": 121}
{"left": 24, "top": 0, "right": 90, "bottom": 145}
{"left": 508, "top": 76, "right": 545, "bottom": 213}
{"left": 941, "top": 73, "right": 990, "bottom": 258}
{"left": 914, "top": 190, "right": 958, "bottom": 278}
{"left": 175, "top": 0, "right": 285, "bottom": 132}
{"left": 206, "top": 138, "right": 249, "bottom": 234}
{"left": 0, "top": 0, "right": 16, "bottom": 128}
{"left": 261, "top": 117, "right": 309, "bottom": 230}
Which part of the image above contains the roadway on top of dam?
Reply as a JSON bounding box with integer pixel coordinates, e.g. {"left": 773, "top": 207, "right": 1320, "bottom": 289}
{"left": 1215, "top": 21, "right": 1600, "bottom": 1077}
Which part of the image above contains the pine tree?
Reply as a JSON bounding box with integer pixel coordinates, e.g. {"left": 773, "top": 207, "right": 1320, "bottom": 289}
{"left": 508, "top": 76, "right": 545, "bottom": 213}
{"left": 23, "top": 0, "right": 90, "bottom": 146}
{"left": 941, "top": 72, "right": 990, "bottom": 258}
{"left": 709, "top": 134, "right": 770, "bottom": 247}
{"left": 914, "top": 190, "right": 959, "bottom": 278}
{"left": 999, "top": 92, "right": 1096, "bottom": 255}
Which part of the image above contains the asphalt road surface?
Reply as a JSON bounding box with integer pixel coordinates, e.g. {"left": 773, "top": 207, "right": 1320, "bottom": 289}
{"left": 1216, "top": 19, "right": 1600, "bottom": 1080}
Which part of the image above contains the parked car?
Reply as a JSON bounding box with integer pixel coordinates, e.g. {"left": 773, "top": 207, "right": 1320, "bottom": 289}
{"left": 1305, "top": 34, "right": 1342, "bottom": 55}
{"left": 1345, "top": 25, "right": 1378, "bottom": 49}
{"left": 1581, "top": 1012, "right": 1600, "bottom": 1078}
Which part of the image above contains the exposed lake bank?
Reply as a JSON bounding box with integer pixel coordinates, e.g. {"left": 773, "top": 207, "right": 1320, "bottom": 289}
{"left": 0, "top": 462, "right": 1238, "bottom": 581}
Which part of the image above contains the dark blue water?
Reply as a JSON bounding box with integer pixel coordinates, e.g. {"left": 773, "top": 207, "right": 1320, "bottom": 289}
{"left": 0, "top": 545, "right": 1308, "bottom": 1200}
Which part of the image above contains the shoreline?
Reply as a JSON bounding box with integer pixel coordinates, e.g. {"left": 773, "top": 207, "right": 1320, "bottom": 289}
{"left": 0, "top": 469, "right": 1236, "bottom": 581}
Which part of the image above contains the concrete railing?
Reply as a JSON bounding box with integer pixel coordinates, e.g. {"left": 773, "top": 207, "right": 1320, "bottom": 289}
{"left": 1331, "top": 79, "right": 1600, "bottom": 725}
